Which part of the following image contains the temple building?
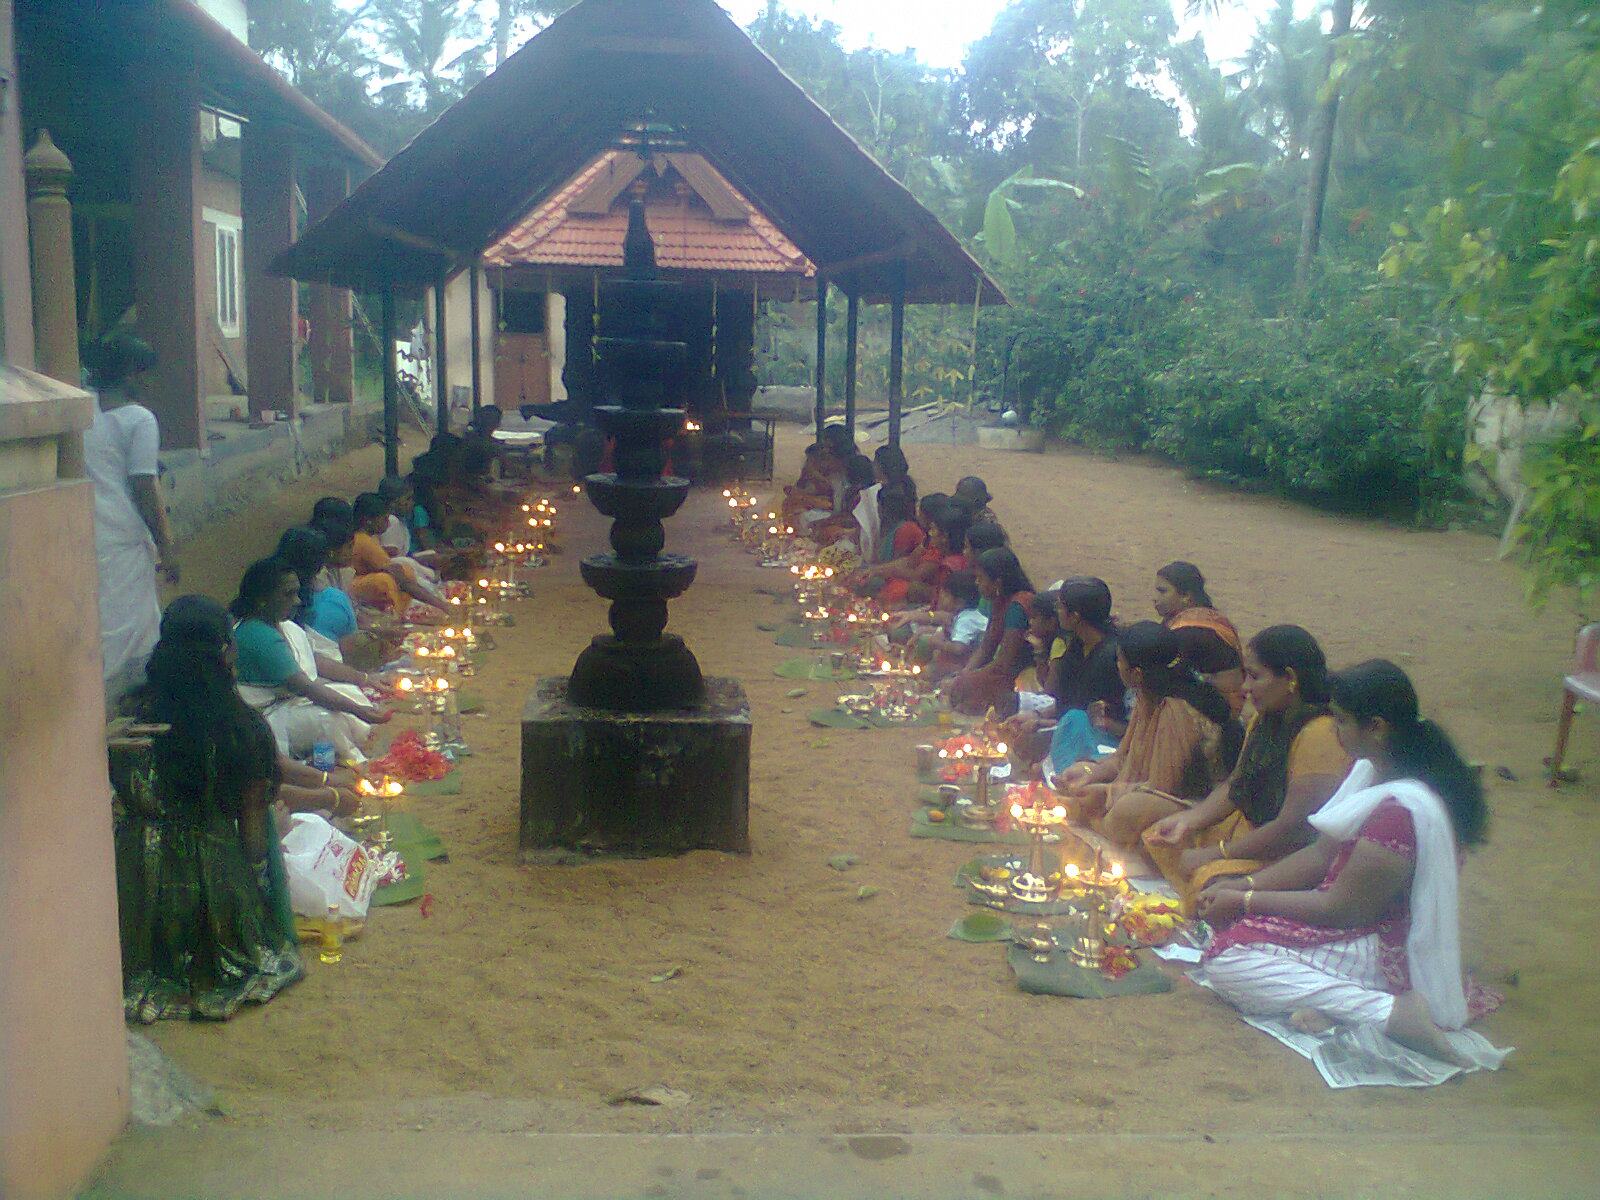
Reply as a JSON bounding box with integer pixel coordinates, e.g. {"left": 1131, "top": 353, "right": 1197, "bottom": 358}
{"left": 483, "top": 145, "right": 814, "bottom": 418}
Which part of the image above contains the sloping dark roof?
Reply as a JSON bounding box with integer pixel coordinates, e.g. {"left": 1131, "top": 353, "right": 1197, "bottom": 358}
{"left": 273, "top": 0, "right": 1004, "bottom": 306}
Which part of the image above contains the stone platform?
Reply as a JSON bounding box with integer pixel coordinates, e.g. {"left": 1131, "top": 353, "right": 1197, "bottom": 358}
{"left": 520, "top": 676, "right": 751, "bottom": 860}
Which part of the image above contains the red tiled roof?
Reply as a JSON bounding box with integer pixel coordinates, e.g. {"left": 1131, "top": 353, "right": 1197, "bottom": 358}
{"left": 482, "top": 150, "right": 814, "bottom": 278}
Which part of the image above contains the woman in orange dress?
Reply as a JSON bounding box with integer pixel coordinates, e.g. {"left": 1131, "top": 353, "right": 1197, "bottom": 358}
{"left": 1154, "top": 561, "right": 1245, "bottom": 717}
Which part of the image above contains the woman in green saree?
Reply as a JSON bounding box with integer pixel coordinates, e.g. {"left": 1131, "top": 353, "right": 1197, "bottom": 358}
{"left": 115, "top": 595, "right": 304, "bottom": 1023}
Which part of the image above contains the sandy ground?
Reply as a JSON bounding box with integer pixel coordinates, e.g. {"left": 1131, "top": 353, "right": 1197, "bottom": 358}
{"left": 148, "top": 430, "right": 1600, "bottom": 1154}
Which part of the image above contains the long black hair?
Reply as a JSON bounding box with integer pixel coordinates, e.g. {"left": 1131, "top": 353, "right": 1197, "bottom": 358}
{"left": 976, "top": 546, "right": 1034, "bottom": 599}
{"left": 965, "top": 520, "right": 1008, "bottom": 556}
{"left": 878, "top": 480, "right": 917, "bottom": 528}
{"left": 1119, "top": 621, "right": 1241, "bottom": 762}
{"left": 874, "top": 444, "right": 916, "bottom": 505}
{"left": 1056, "top": 576, "right": 1116, "bottom": 636}
{"left": 230, "top": 557, "right": 292, "bottom": 622}
{"left": 1230, "top": 625, "right": 1334, "bottom": 825}
{"left": 1331, "top": 659, "right": 1487, "bottom": 845}
{"left": 275, "top": 526, "right": 329, "bottom": 620}
{"left": 844, "top": 453, "right": 876, "bottom": 489}
{"left": 1158, "top": 561, "right": 1214, "bottom": 609}
{"left": 311, "top": 496, "right": 353, "bottom": 534}
{"left": 144, "top": 596, "right": 279, "bottom": 816}
{"left": 931, "top": 504, "right": 971, "bottom": 555}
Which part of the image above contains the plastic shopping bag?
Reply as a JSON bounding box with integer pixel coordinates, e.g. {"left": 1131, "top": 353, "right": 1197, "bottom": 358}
{"left": 280, "top": 813, "right": 378, "bottom": 921}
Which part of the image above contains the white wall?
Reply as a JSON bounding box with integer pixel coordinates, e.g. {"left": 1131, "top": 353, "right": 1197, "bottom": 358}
{"left": 194, "top": 0, "right": 249, "bottom": 43}
{"left": 442, "top": 270, "right": 496, "bottom": 416}
{"left": 547, "top": 292, "right": 566, "bottom": 402}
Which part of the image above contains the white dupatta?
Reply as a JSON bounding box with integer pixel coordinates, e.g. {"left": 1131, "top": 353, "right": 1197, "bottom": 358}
{"left": 853, "top": 483, "right": 881, "bottom": 563}
{"left": 1309, "top": 759, "right": 1470, "bottom": 1028}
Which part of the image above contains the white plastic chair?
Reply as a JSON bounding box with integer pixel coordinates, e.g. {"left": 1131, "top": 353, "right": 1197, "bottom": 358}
{"left": 1550, "top": 622, "right": 1600, "bottom": 786}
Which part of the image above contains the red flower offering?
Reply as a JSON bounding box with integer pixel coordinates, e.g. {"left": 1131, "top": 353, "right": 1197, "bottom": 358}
{"left": 370, "top": 729, "right": 451, "bottom": 782}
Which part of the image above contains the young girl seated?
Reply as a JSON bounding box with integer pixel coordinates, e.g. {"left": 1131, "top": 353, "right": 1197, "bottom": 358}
{"left": 1144, "top": 625, "right": 1350, "bottom": 912}
{"left": 1057, "top": 621, "right": 1241, "bottom": 847}
{"left": 947, "top": 547, "right": 1035, "bottom": 715}
{"left": 913, "top": 570, "right": 989, "bottom": 683}
{"left": 1192, "top": 660, "right": 1506, "bottom": 1070}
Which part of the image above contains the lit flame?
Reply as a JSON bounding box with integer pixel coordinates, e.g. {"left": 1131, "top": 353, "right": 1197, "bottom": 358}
{"left": 1010, "top": 802, "right": 1023, "bottom": 819}
{"left": 996, "top": 742, "right": 1009, "bottom": 755}
{"left": 397, "top": 677, "right": 415, "bottom": 692}
{"left": 1110, "top": 862, "right": 1124, "bottom": 879}
{"left": 1050, "top": 805, "right": 1066, "bottom": 820}
{"left": 1064, "top": 864, "right": 1080, "bottom": 879}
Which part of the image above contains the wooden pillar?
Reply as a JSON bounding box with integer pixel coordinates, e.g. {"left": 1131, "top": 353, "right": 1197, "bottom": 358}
{"left": 303, "top": 160, "right": 354, "bottom": 405}
{"left": 433, "top": 274, "right": 449, "bottom": 434}
{"left": 813, "top": 275, "right": 827, "bottom": 439}
{"left": 843, "top": 291, "right": 859, "bottom": 439}
{"left": 469, "top": 262, "right": 483, "bottom": 414}
{"left": 22, "top": 131, "right": 79, "bottom": 389}
{"left": 887, "top": 264, "right": 906, "bottom": 450}
{"left": 381, "top": 287, "right": 399, "bottom": 478}
{"left": 241, "top": 118, "right": 297, "bottom": 419}
{"left": 0, "top": 0, "right": 35, "bottom": 368}
{"left": 130, "top": 62, "right": 204, "bottom": 450}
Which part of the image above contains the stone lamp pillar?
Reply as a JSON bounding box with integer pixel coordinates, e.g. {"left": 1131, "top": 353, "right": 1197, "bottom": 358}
{"left": 521, "top": 197, "right": 750, "bottom": 860}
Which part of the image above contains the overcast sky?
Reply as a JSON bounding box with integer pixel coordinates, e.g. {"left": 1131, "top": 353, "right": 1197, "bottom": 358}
{"left": 716, "top": 0, "right": 1299, "bottom": 70}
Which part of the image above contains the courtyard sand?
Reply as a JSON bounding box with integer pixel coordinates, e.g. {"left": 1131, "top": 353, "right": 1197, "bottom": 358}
{"left": 148, "top": 431, "right": 1598, "bottom": 1151}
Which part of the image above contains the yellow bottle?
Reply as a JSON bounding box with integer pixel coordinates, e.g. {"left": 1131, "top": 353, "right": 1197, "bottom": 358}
{"left": 319, "top": 903, "right": 343, "bottom": 965}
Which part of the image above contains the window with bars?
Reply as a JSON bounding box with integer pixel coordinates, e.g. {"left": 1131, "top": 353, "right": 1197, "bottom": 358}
{"left": 207, "top": 210, "right": 242, "bottom": 337}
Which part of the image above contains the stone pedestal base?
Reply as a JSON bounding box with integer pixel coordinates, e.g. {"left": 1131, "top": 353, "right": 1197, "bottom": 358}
{"left": 520, "top": 676, "right": 751, "bottom": 860}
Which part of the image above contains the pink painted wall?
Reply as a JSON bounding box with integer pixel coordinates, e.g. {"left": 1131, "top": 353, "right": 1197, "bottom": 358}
{"left": 0, "top": 479, "right": 130, "bottom": 1199}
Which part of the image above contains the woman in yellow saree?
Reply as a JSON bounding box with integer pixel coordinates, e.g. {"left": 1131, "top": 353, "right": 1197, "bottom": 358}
{"left": 1145, "top": 625, "right": 1351, "bottom": 912}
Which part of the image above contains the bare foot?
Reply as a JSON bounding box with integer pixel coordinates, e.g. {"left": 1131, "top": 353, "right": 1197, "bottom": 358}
{"left": 1290, "top": 1008, "right": 1334, "bottom": 1036}
{"left": 1385, "top": 990, "right": 1472, "bottom": 1067}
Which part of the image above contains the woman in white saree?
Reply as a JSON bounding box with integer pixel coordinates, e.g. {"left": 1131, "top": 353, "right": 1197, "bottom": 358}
{"left": 1194, "top": 660, "right": 1508, "bottom": 1071}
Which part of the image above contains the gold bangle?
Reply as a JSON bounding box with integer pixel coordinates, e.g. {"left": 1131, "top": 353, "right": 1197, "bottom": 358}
{"left": 320, "top": 770, "right": 330, "bottom": 786}
{"left": 1219, "top": 837, "right": 1230, "bottom": 856}
{"left": 1244, "top": 888, "right": 1255, "bottom": 915}
{"left": 1246, "top": 874, "right": 1256, "bottom": 889}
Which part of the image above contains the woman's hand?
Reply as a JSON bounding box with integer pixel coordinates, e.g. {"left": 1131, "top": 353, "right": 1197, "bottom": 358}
{"left": 361, "top": 706, "right": 393, "bottom": 725}
{"left": 1196, "top": 884, "right": 1247, "bottom": 925}
{"left": 1179, "top": 845, "right": 1223, "bottom": 875}
{"left": 1146, "top": 812, "right": 1193, "bottom": 846}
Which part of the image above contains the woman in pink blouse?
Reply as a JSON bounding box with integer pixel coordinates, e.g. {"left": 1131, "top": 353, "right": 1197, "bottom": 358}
{"left": 1194, "top": 660, "right": 1505, "bottom": 1068}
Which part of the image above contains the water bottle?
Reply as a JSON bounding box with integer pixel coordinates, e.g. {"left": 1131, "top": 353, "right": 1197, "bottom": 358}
{"left": 311, "top": 741, "right": 336, "bottom": 773}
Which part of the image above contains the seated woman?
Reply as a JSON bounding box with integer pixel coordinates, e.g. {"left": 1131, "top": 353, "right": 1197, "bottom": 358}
{"left": 1154, "top": 561, "right": 1245, "bottom": 717}
{"left": 874, "top": 443, "right": 917, "bottom": 509}
{"left": 954, "top": 475, "right": 995, "bottom": 524}
{"left": 1058, "top": 621, "right": 1242, "bottom": 847}
{"left": 869, "top": 497, "right": 969, "bottom": 608}
{"left": 856, "top": 483, "right": 927, "bottom": 604}
{"left": 377, "top": 475, "right": 441, "bottom": 585}
{"left": 1145, "top": 625, "right": 1350, "bottom": 911}
{"left": 115, "top": 596, "right": 303, "bottom": 1022}
{"left": 351, "top": 492, "right": 452, "bottom": 616}
{"left": 947, "top": 547, "right": 1035, "bottom": 715}
{"left": 1039, "top": 576, "right": 1130, "bottom": 778}
{"left": 231, "top": 557, "right": 390, "bottom": 762}
{"left": 811, "top": 453, "right": 877, "bottom": 548}
{"left": 1192, "top": 660, "right": 1506, "bottom": 1068}
{"left": 277, "top": 524, "right": 397, "bottom": 668}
